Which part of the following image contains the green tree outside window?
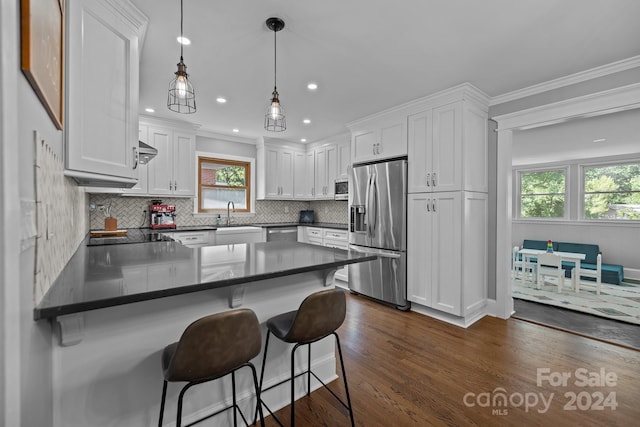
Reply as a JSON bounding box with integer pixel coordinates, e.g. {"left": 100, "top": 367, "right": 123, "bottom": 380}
{"left": 520, "top": 170, "right": 566, "bottom": 218}
{"left": 584, "top": 163, "right": 640, "bottom": 220}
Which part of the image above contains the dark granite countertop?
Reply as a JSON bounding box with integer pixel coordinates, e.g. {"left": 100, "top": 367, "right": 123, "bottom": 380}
{"left": 87, "top": 223, "right": 348, "bottom": 246}
{"left": 34, "top": 240, "right": 374, "bottom": 321}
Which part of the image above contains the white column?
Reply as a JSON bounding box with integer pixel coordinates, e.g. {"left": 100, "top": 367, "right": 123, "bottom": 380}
{"left": 494, "top": 129, "right": 513, "bottom": 319}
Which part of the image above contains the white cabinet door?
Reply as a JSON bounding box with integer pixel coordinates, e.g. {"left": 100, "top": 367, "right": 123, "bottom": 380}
{"left": 351, "top": 129, "right": 377, "bottom": 164}
{"left": 430, "top": 192, "right": 462, "bottom": 315}
{"left": 407, "top": 110, "right": 431, "bottom": 193}
{"left": 314, "top": 144, "right": 338, "bottom": 199}
{"left": 337, "top": 141, "right": 350, "bottom": 179}
{"left": 315, "top": 147, "right": 328, "bottom": 197}
{"left": 294, "top": 151, "right": 314, "bottom": 199}
{"left": 431, "top": 102, "right": 462, "bottom": 193}
{"left": 65, "top": 0, "right": 145, "bottom": 185}
{"left": 263, "top": 146, "right": 281, "bottom": 198}
{"left": 280, "top": 149, "right": 295, "bottom": 198}
{"left": 147, "top": 127, "right": 173, "bottom": 195}
{"left": 172, "top": 131, "right": 196, "bottom": 197}
{"left": 407, "top": 193, "right": 433, "bottom": 306}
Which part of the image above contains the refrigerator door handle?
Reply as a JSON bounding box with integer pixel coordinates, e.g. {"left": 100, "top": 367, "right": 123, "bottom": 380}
{"left": 370, "top": 172, "right": 378, "bottom": 239}
{"left": 365, "top": 172, "right": 373, "bottom": 238}
{"left": 349, "top": 245, "right": 401, "bottom": 259}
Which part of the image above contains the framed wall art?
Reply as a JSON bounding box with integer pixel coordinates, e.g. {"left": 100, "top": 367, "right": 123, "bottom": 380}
{"left": 21, "top": 0, "right": 64, "bottom": 130}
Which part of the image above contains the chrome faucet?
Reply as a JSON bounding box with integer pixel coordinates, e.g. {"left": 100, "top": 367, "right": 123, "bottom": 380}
{"left": 226, "top": 201, "right": 235, "bottom": 226}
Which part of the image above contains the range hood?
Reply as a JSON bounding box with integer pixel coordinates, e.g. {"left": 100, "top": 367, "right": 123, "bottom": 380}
{"left": 138, "top": 141, "right": 158, "bottom": 164}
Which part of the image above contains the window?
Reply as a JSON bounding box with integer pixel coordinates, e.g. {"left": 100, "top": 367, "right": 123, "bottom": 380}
{"left": 583, "top": 162, "right": 640, "bottom": 220}
{"left": 518, "top": 169, "right": 566, "bottom": 218}
{"left": 198, "top": 156, "right": 251, "bottom": 213}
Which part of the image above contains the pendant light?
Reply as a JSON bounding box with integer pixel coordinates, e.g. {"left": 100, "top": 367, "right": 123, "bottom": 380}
{"left": 167, "top": 0, "right": 196, "bottom": 114}
{"left": 264, "top": 17, "right": 286, "bottom": 132}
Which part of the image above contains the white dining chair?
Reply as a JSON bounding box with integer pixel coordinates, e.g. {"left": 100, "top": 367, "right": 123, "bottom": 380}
{"left": 576, "top": 253, "right": 602, "bottom": 295}
{"left": 512, "top": 246, "right": 536, "bottom": 284}
{"left": 536, "top": 252, "right": 567, "bottom": 293}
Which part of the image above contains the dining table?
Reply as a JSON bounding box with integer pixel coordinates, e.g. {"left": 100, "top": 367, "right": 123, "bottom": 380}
{"left": 517, "top": 248, "right": 586, "bottom": 290}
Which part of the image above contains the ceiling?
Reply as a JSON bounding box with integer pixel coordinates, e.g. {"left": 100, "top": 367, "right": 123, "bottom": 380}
{"left": 132, "top": 0, "right": 640, "bottom": 144}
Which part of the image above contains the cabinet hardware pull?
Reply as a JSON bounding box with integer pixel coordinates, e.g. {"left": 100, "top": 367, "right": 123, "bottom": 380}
{"left": 426, "top": 199, "right": 431, "bottom": 212}
{"left": 426, "top": 173, "right": 430, "bottom": 186}
{"left": 132, "top": 147, "right": 138, "bottom": 170}
{"left": 432, "top": 199, "right": 436, "bottom": 212}
{"left": 432, "top": 172, "right": 437, "bottom": 187}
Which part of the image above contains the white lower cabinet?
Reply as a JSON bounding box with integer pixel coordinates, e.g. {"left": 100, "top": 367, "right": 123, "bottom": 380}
{"left": 407, "top": 192, "right": 487, "bottom": 318}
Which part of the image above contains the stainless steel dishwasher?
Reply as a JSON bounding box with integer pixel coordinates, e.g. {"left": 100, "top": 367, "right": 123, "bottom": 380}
{"left": 266, "top": 226, "right": 298, "bottom": 242}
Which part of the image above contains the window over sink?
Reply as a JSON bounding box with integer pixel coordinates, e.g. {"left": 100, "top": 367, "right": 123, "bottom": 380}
{"left": 197, "top": 156, "right": 251, "bottom": 213}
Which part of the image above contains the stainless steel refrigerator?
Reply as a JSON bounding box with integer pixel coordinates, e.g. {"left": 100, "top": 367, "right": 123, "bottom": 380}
{"left": 348, "top": 158, "right": 408, "bottom": 309}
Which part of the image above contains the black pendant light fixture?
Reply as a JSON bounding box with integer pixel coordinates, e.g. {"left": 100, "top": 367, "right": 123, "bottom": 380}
{"left": 167, "top": 0, "right": 196, "bottom": 114}
{"left": 264, "top": 17, "right": 286, "bottom": 132}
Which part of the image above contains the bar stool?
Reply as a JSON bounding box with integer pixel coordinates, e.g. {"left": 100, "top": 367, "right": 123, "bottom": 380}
{"left": 158, "top": 308, "right": 265, "bottom": 427}
{"left": 257, "top": 288, "right": 355, "bottom": 426}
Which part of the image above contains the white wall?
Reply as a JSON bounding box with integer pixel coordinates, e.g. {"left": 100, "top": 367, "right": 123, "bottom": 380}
{"left": 1, "top": 0, "right": 70, "bottom": 423}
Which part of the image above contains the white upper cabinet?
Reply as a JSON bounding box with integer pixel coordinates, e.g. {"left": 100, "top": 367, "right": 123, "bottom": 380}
{"left": 349, "top": 115, "right": 407, "bottom": 164}
{"left": 337, "top": 142, "right": 350, "bottom": 179}
{"left": 408, "top": 87, "right": 488, "bottom": 193}
{"left": 294, "top": 151, "right": 315, "bottom": 199}
{"left": 259, "top": 136, "right": 348, "bottom": 201}
{"left": 64, "top": 0, "right": 148, "bottom": 187}
{"left": 146, "top": 125, "right": 196, "bottom": 197}
{"left": 314, "top": 144, "right": 338, "bottom": 199}
{"left": 257, "top": 142, "right": 298, "bottom": 200}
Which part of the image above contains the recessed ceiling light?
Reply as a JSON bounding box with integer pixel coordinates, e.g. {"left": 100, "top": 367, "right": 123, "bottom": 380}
{"left": 177, "top": 36, "right": 191, "bottom": 45}
{"left": 303, "top": 118, "right": 311, "bottom": 124}
{"left": 216, "top": 97, "right": 227, "bottom": 104}
{"left": 300, "top": 138, "right": 307, "bottom": 142}
{"left": 145, "top": 108, "right": 155, "bottom": 113}
{"left": 307, "top": 82, "right": 318, "bottom": 90}
{"left": 592, "top": 138, "right": 607, "bottom": 143}
{"left": 232, "top": 128, "right": 239, "bottom": 133}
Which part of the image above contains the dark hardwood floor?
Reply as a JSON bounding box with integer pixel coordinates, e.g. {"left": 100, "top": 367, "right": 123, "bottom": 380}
{"left": 513, "top": 298, "right": 640, "bottom": 350}
{"left": 259, "top": 293, "right": 640, "bottom": 426}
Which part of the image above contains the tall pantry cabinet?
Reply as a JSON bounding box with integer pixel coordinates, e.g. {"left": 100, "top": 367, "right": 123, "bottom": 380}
{"left": 406, "top": 84, "right": 489, "bottom": 326}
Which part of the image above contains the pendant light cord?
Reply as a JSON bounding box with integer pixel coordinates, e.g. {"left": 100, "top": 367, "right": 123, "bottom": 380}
{"left": 273, "top": 28, "right": 277, "bottom": 90}
{"left": 180, "top": 0, "right": 184, "bottom": 61}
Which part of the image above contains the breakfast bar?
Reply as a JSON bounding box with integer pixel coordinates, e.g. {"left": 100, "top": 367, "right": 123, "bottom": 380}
{"left": 35, "top": 239, "right": 375, "bottom": 427}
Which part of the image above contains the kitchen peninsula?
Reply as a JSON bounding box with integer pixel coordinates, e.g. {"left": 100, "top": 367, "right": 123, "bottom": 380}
{"left": 35, "top": 238, "right": 374, "bottom": 427}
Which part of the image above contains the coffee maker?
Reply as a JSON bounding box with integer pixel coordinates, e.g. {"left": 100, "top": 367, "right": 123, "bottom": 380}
{"left": 149, "top": 201, "right": 176, "bottom": 229}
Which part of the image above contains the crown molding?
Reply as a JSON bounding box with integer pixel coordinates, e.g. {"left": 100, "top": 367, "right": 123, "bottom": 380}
{"left": 139, "top": 114, "right": 201, "bottom": 131}
{"left": 347, "top": 83, "right": 490, "bottom": 130}
{"left": 493, "top": 82, "right": 640, "bottom": 131}
{"left": 490, "top": 55, "right": 640, "bottom": 106}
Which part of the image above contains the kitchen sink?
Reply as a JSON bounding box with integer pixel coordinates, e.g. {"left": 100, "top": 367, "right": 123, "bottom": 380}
{"left": 215, "top": 226, "right": 262, "bottom": 234}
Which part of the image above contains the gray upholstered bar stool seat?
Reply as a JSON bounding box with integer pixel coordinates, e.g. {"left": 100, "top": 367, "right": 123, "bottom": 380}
{"left": 158, "top": 308, "right": 265, "bottom": 427}
{"left": 257, "top": 288, "right": 355, "bottom": 426}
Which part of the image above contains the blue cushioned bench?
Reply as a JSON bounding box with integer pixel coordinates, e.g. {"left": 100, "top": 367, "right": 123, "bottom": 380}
{"left": 521, "top": 240, "right": 624, "bottom": 285}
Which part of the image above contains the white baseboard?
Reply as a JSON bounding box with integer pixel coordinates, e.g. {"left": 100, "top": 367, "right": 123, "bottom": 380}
{"left": 624, "top": 267, "right": 640, "bottom": 282}
{"left": 410, "top": 303, "right": 488, "bottom": 328}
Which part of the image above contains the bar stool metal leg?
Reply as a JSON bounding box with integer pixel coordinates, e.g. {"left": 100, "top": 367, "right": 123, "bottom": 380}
{"left": 335, "top": 333, "right": 355, "bottom": 427}
{"left": 158, "top": 380, "right": 168, "bottom": 427}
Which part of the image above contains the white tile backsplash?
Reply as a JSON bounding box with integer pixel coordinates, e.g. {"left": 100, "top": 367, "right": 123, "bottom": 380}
{"left": 34, "top": 136, "right": 88, "bottom": 305}
{"left": 89, "top": 195, "right": 349, "bottom": 229}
